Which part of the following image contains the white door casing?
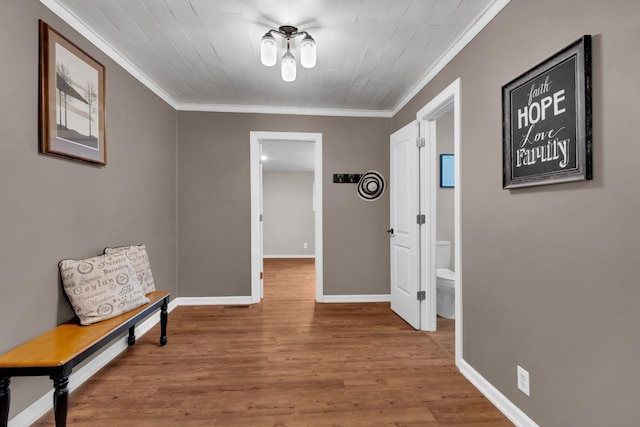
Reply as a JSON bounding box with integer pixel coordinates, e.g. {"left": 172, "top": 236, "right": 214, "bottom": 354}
{"left": 390, "top": 121, "right": 421, "bottom": 329}
{"left": 250, "top": 131, "right": 323, "bottom": 303}
{"left": 420, "top": 118, "right": 437, "bottom": 332}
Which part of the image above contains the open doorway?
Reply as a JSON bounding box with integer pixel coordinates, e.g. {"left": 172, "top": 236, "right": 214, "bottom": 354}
{"left": 416, "top": 78, "right": 462, "bottom": 365}
{"left": 250, "top": 132, "right": 323, "bottom": 303}
{"left": 262, "top": 140, "right": 316, "bottom": 301}
{"left": 431, "top": 109, "right": 456, "bottom": 360}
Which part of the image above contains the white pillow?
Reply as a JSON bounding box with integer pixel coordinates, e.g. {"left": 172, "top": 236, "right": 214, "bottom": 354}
{"left": 104, "top": 244, "right": 156, "bottom": 294}
{"left": 59, "top": 251, "right": 149, "bottom": 325}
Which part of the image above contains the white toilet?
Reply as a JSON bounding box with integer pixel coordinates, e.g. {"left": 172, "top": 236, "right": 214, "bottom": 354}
{"left": 436, "top": 241, "right": 456, "bottom": 319}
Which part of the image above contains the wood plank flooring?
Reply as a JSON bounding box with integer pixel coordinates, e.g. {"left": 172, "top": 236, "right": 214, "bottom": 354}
{"left": 33, "top": 258, "right": 511, "bottom": 426}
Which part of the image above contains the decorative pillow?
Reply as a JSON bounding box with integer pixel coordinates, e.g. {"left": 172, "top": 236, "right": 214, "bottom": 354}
{"left": 59, "top": 252, "right": 149, "bottom": 325}
{"left": 104, "top": 244, "right": 156, "bottom": 294}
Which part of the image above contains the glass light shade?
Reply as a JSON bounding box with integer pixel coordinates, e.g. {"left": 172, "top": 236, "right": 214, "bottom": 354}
{"left": 300, "top": 35, "right": 316, "bottom": 68}
{"left": 260, "top": 33, "right": 277, "bottom": 67}
{"left": 281, "top": 51, "right": 296, "bottom": 82}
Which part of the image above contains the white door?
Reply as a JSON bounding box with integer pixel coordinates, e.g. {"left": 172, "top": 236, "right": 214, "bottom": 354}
{"left": 259, "top": 143, "right": 264, "bottom": 299}
{"left": 390, "top": 121, "right": 421, "bottom": 329}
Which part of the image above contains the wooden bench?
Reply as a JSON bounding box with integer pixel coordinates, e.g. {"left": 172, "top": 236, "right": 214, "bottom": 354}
{"left": 0, "top": 290, "right": 170, "bottom": 427}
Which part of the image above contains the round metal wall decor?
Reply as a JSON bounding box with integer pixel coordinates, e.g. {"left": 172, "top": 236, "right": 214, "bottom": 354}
{"left": 357, "top": 170, "right": 386, "bottom": 201}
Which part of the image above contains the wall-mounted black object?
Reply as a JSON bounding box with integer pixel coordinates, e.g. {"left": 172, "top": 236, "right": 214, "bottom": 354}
{"left": 502, "top": 35, "right": 592, "bottom": 189}
{"left": 333, "top": 173, "right": 362, "bottom": 183}
{"left": 357, "top": 171, "right": 386, "bottom": 201}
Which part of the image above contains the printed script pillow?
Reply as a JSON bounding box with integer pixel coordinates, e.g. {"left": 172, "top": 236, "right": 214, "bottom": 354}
{"left": 104, "top": 244, "right": 156, "bottom": 294}
{"left": 59, "top": 252, "right": 149, "bottom": 325}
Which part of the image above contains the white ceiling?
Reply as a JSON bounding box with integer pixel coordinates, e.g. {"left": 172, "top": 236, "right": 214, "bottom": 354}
{"left": 43, "top": 0, "right": 506, "bottom": 116}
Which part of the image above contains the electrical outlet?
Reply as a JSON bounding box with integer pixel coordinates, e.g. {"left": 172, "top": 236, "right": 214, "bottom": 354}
{"left": 303, "top": 243, "right": 308, "bottom": 249}
{"left": 517, "top": 365, "right": 530, "bottom": 396}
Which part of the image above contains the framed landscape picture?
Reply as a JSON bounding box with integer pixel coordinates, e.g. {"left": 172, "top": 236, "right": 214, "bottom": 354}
{"left": 502, "top": 35, "right": 591, "bottom": 189}
{"left": 39, "top": 21, "right": 106, "bottom": 165}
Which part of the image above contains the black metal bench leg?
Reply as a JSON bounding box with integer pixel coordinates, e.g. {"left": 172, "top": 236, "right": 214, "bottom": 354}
{"left": 0, "top": 377, "right": 10, "bottom": 427}
{"left": 128, "top": 325, "right": 136, "bottom": 347}
{"left": 52, "top": 375, "right": 69, "bottom": 427}
{"left": 160, "top": 298, "right": 168, "bottom": 346}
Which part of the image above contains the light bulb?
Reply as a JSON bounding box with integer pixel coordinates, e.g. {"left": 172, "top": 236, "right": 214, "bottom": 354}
{"left": 260, "top": 33, "right": 277, "bottom": 67}
{"left": 281, "top": 51, "right": 296, "bottom": 82}
{"left": 300, "top": 35, "right": 316, "bottom": 68}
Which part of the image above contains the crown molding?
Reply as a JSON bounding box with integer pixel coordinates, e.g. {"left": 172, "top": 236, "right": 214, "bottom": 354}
{"left": 41, "top": 0, "right": 510, "bottom": 119}
{"left": 391, "top": 0, "right": 512, "bottom": 115}
{"left": 39, "top": 0, "right": 179, "bottom": 109}
{"left": 177, "top": 102, "right": 393, "bottom": 118}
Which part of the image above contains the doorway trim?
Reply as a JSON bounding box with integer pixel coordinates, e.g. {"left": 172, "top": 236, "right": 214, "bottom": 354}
{"left": 416, "top": 78, "right": 462, "bottom": 365}
{"left": 250, "top": 131, "right": 323, "bottom": 303}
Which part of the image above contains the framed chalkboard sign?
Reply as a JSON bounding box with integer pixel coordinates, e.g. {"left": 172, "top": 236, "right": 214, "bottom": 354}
{"left": 502, "top": 35, "right": 592, "bottom": 189}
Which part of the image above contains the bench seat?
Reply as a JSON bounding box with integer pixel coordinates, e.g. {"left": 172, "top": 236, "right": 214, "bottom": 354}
{"left": 0, "top": 290, "right": 170, "bottom": 427}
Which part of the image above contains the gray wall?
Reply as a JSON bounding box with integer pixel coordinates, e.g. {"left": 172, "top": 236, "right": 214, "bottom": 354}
{"left": 436, "top": 111, "right": 455, "bottom": 270}
{"left": 263, "top": 171, "right": 315, "bottom": 257}
{"left": 9, "top": 0, "right": 637, "bottom": 423}
{"left": 394, "top": 0, "right": 640, "bottom": 425}
{"left": 178, "top": 112, "right": 391, "bottom": 297}
{"left": 0, "top": 0, "right": 178, "bottom": 417}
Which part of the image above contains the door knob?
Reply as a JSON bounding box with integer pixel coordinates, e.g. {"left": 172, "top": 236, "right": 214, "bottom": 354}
{"left": 387, "top": 228, "right": 394, "bottom": 236}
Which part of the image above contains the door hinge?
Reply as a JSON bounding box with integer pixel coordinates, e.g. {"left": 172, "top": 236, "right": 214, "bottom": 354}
{"left": 260, "top": 214, "right": 263, "bottom": 222}
{"left": 417, "top": 290, "right": 426, "bottom": 301}
{"left": 416, "top": 137, "right": 425, "bottom": 148}
{"left": 417, "top": 214, "right": 426, "bottom": 225}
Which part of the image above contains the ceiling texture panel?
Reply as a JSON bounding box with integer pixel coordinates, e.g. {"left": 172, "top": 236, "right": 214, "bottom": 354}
{"left": 46, "top": 0, "right": 505, "bottom": 115}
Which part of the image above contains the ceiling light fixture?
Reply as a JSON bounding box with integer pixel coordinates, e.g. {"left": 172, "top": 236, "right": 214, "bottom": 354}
{"left": 260, "top": 25, "right": 316, "bottom": 82}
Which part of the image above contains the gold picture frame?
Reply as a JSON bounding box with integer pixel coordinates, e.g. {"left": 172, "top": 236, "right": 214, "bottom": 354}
{"left": 39, "top": 21, "right": 106, "bottom": 165}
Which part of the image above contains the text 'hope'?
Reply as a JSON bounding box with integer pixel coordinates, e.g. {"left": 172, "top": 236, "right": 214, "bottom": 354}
{"left": 517, "top": 89, "right": 566, "bottom": 130}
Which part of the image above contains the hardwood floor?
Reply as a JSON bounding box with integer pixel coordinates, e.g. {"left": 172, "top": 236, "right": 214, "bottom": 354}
{"left": 427, "top": 317, "right": 455, "bottom": 362}
{"left": 33, "top": 258, "right": 511, "bottom": 426}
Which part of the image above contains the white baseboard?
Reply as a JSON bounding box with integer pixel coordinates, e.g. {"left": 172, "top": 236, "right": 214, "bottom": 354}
{"left": 322, "top": 294, "right": 391, "bottom": 303}
{"left": 263, "top": 255, "right": 315, "bottom": 259}
{"left": 458, "top": 358, "right": 539, "bottom": 427}
{"left": 8, "top": 392, "right": 50, "bottom": 427}
{"left": 8, "top": 299, "right": 179, "bottom": 427}
{"left": 175, "top": 296, "right": 253, "bottom": 305}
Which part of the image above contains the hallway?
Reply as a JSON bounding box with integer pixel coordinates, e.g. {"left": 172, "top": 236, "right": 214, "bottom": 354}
{"left": 33, "top": 258, "right": 510, "bottom": 426}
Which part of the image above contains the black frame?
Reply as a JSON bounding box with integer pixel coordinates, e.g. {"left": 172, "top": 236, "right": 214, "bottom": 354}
{"left": 502, "top": 35, "right": 592, "bottom": 189}
{"left": 440, "top": 154, "right": 454, "bottom": 188}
